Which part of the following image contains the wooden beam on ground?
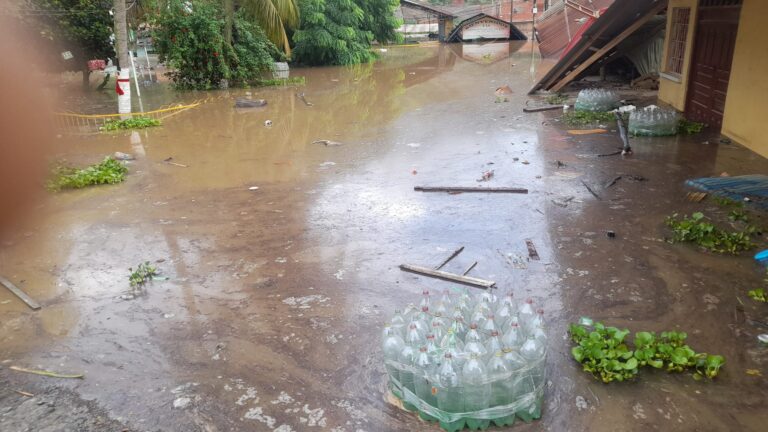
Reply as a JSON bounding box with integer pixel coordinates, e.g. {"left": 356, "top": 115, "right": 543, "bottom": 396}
{"left": 0, "top": 276, "right": 40, "bottom": 310}
{"left": 523, "top": 105, "right": 563, "bottom": 113}
{"left": 399, "top": 264, "right": 495, "bottom": 289}
{"left": 550, "top": 2, "right": 668, "bottom": 93}
{"left": 415, "top": 186, "right": 528, "bottom": 194}
{"left": 434, "top": 246, "right": 464, "bottom": 270}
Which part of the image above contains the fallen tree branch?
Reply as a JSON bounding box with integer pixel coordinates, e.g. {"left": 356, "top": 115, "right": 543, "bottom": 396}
{"left": 399, "top": 264, "right": 495, "bottom": 289}
{"left": 414, "top": 186, "right": 528, "bottom": 194}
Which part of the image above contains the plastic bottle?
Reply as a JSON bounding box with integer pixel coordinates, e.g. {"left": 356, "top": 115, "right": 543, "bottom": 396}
{"left": 501, "top": 322, "right": 523, "bottom": 349}
{"left": 495, "top": 293, "right": 517, "bottom": 328}
{"left": 449, "top": 313, "right": 468, "bottom": 340}
{"left": 382, "top": 325, "right": 405, "bottom": 397}
{"left": 431, "top": 319, "right": 446, "bottom": 343}
{"left": 519, "top": 298, "right": 535, "bottom": 334}
{"left": 426, "top": 334, "right": 441, "bottom": 366}
{"left": 420, "top": 289, "right": 431, "bottom": 310}
{"left": 487, "top": 351, "right": 516, "bottom": 427}
{"left": 462, "top": 353, "right": 491, "bottom": 429}
{"left": 437, "top": 353, "right": 465, "bottom": 432}
{"left": 404, "top": 323, "right": 424, "bottom": 348}
{"left": 440, "top": 288, "right": 454, "bottom": 307}
{"left": 464, "top": 323, "right": 487, "bottom": 357}
{"left": 502, "top": 347, "right": 535, "bottom": 423}
{"left": 484, "top": 330, "right": 503, "bottom": 362}
{"left": 414, "top": 346, "right": 438, "bottom": 422}
{"left": 518, "top": 335, "right": 545, "bottom": 422}
{"left": 416, "top": 306, "right": 431, "bottom": 335}
{"left": 391, "top": 310, "right": 406, "bottom": 336}
{"left": 402, "top": 303, "right": 418, "bottom": 323}
{"left": 482, "top": 314, "right": 498, "bottom": 336}
{"left": 440, "top": 328, "right": 465, "bottom": 369}
{"left": 574, "top": 88, "right": 620, "bottom": 112}
{"left": 399, "top": 343, "right": 418, "bottom": 411}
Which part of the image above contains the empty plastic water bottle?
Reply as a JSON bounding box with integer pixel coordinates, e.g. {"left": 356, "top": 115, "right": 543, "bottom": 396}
{"left": 464, "top": 323, "right": 487, "bottom": 357}
{"left": 484, "top": 330, "right": 503, "bottom": 361}
{"left": 519, "top": 299, "right": 535, "bottom": 333}
{"left": 399, "top": 343, "right": 418, "bottom": 411}
{"left": 414, "top": 346, "right": 438, "bottom": 422}
{"left": 437, "top": 353, "right": 465, "bottom": 432}
{"left": 574, "top": 88, "right": 620, "bottom": 112}
{"left": 405, "top": 323, "right": 424, "bottom": 348}
{"left": 420, "top": 289, "right": 431, "bottom": 309}
{"left": 628, "top": 105, "right": 679, "bottom": 136}
{"left": 502, "top": 322, "right": 523, "bottom": 349}
{"left": 487, "top": 351, "right": 516, "bottom": 427}
{"left": 382, "top": 326, "right": 404, "bottom": 396}
{"left": 463, "top": 353, "right": 491, "bottom": 429}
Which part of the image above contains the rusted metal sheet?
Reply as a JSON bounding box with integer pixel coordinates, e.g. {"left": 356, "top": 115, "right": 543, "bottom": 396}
{"left": 536, "top": 0, "right": 615, "bottom": 58}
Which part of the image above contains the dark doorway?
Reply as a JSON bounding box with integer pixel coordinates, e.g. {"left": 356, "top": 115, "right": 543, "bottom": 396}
{"left": 685, "top": 0, "right": 742, "bottom": 129}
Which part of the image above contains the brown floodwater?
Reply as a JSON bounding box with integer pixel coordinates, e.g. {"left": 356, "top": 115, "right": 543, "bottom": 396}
{"left": 1, "top": 42, "right": 767, "bottom": 431}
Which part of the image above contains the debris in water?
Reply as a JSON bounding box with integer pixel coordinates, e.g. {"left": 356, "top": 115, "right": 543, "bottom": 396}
{"left": 296, "top": 92, "right": 313, "bottom": 106}
{"left": 554, "top": 160, "right": 566, "bottom": 168}
{"left": 319, "top": 161, "right": 336, "bottom": 168}
{"left": 264, "top": 120, "right": 273, "bottom": 127}
{"left": 113, "top": 151, "right": 135, "bottom": 161}
{"left": 414, "top": 186, "right": 528, "bottom": 194}
{"left": 406, "top": 142, "right": 421, "bottom": 148}
{"left": 9, "top": 366, "right": 84, "bottom": 379}
{"left": 0, "top": 275, "right": 40, "bottom": 310}
{"left": 399, "top": 264, "right": 495, "bottom": 289}
{"left": 163, "top": 157, "right": 188, "bottom": 168}
{"left": 568, "top": 129, "right": 608, "bottom": 135}
{"left": 234, "top": 98, "right": 267, "bottom": 108}
{"left": 525, "top": 240, "right": 540, "bottom": 260}
{"left": 248, "top": 186, "right": 259, "bottom": 191}
{"left": 173, "top": 397, "right": 192, "bottom": 409}
{"left": 581, "top": 180, "right": 601, "bottom": 200}
{"left": 312, "top": 140, "right": 342, "bottom": 146}
{"left": 606, "top": 230, "right": 616, "bottom": 238}
{"left": 477, "top": 170, "right": 494, "bottom": 182}
{"left": 552, "top": 196, "right": 575, "bottom": 207}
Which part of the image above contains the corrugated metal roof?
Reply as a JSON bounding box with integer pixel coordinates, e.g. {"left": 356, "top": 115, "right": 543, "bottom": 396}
{"left": 530, "top": 0, "right": 668, "bottom": 94}
{"left": 536, "top": 0, "right": 616, "bottom": 58}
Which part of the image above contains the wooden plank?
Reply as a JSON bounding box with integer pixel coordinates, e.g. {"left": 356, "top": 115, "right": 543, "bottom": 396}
{"left": 567, "top": 128, "right": 607, "bottom": 135}
{"left": 0, "top": 276, "right": 40, "bottom": 310}
{"left": 525, "top": 240, "right": 540, "bottom": 261}
{"left": 415, "top": 186, "right": 528, "bottom": 194}
{"left": 434, "top": 246, "right": 464, "bottom": 270}
{"left": 550, "top": 2, "right": 668, "bottom": 92}
{"left": 399, "top": 264, "right": 495, "bottom": 289}
{"left": 523, "top": 105, "right": 563, "bottom": 113}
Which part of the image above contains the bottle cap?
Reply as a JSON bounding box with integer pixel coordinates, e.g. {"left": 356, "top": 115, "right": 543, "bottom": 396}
{"left": 491, "top": 330, "right": 499, "bottom": 337}
{"left": 526, "top": 298, "right": 533, "bottom": 304}
{"left": 420, "top": 346, "right": 428, "bottom": 352}
{"left": 470, "top": 323, "right": 478, "bottom": 329}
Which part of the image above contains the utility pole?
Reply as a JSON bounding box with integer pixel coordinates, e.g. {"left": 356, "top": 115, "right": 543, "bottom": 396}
{"left": 113, "top": 0, "right": 131, "bottom": 114}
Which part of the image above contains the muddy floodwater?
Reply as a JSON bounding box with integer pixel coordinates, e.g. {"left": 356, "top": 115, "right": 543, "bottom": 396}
{"left": 1, "top": 42, "right": 768, "bottom": 431}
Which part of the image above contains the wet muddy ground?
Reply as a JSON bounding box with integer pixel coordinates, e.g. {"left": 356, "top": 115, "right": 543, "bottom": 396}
{"left": 1, "top": 42, "right": 768, "bottom": 431}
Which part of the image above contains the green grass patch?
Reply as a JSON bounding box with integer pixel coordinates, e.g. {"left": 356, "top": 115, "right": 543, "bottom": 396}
{"left": 101, "top": 117, "right": 161, "bottom": 131}
{"left": 255, "top": 76, "right": 306, "bottom": 87}
{"left": 570, "top": 318, "right": 725, "bottom": 382}
{"left": 678, "top": 118, "right": 705, "bottom": 134}
{"left": 562, "top": 110, "right": 616, "bottom": 126}
{"left": 47, "top": 157, "right": 128, "bottom": 192}
{"left": 665, "top": 212, "right": 756, "bottom": 254}
{"left": 546, "top": 93, "right": 568, "bottom": 105}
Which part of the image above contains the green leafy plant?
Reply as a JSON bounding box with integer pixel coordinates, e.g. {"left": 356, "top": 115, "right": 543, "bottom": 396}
{"left": 569, "top": 319, "right": 725, "bottom": 383}
{"left": 729, "top": 209, "right": 750, "bottom": 223}
{"left": 546, "top": 93, "right": 568, "bottom": 105}
{"left": 562, "top": 110, "right": 617, "bottom": 126}
{"left": 665, "top": 212, "right": 756, "bottom": 254}
{"left": 748, "top": 270, "right": 768, "bottom": 302}
{"left": 101, "top": 117, "right": 161, "bottom": 131}
{"left": 713, "top": 196, "right": 744, "bottom": 208}
{"left": 678, "top": 118, "right": 705, "bottom": 134}
{"left": 153, "top": 0, "right": 281, "bottom": 90}
{"left": 47, "top": 157, "right": 128, "bottom": 191}
{"left": 129, "top": 261, "right": 159, "bottom": 289}
{"left": 255, "top": 76, "right": 306, "bottom": 87}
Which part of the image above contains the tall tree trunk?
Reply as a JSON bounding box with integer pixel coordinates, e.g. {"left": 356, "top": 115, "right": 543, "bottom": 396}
{"left": 113, "top": 0, "right": 130, "bottom": 71}
{"left": 224, "top": 0, "right": 234, "bottom": 45}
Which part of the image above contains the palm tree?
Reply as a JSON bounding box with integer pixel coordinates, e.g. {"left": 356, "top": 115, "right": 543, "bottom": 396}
{"left": 223, "top": 0, "right": 300, "bottom": 55}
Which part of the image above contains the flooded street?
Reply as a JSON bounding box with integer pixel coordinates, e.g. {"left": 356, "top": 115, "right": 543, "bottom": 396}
{"left": 1, "top": 42, "right": 767, "bottom": 431}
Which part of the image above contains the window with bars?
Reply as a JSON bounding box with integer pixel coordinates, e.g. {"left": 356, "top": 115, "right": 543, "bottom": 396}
{"left": 666, "top": 8, "right": 691, "bottom": 75}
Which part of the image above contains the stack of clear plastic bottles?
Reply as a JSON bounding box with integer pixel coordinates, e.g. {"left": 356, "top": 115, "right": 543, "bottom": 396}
{"left": 382, "top": 288, "right": 547, "bottom": 431}
{"left": 573, "top": 88, "right": 620, "bottom": 112}
{"left": 628, "top": 105, "right": 679, "bottom": 136}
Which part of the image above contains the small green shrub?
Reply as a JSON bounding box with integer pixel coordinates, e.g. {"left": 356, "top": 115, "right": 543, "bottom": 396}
{"left": 546, "top": 93, "right": 568, "bottom": 105}
{"left": 665, "top": 212, "right": 756, "bottom": 254}
{"left": 129, "top": 261, "right": 159, "bottom": 288}
{"left": 748, "top": 270, "right": 768, "bottom": 302}
{"left": 678, "top": 118, "right": 705, "bottom": 134}
{"left": 562, "top": 110, "right": 616, "bottom": 126}
{"left": 47, "top": 157, "right": 127, "bottom": 191}
{"left": 101, "top": 117, "right": 161, "bottom": 131}
{"left": 570, "top": 318, "right": 725, "bottom": 383}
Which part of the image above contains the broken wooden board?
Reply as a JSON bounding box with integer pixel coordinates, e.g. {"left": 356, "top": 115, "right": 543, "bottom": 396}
{"left": 399, "top": 264, "right": 495, "bottom": 289}
{"left": 0, "top": 275, "right": 40, "bottom": 310}
{"left": 414, "top": 186, "right": 528, "bottom": 194}
{"left": 685, "top": 191, "right": 708, "bottom": 202}
{"left": 523, "top": 105, "right": 563, "bottom": 113}
{"left": 434, "top": 246, "right": 464, "bottom": 270}
{"left": 568, "top": 129, "right": 608, "bottom": 135}
{"left": 525, "top": 240, "right": 540, "bottom": 261}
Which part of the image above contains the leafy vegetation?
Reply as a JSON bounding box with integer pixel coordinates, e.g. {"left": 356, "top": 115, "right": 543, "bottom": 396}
{"left": 129, "top": 261, "right": 159, "bottom": 289}
{"left": 153, "top": 0, "right": 281, "bottom": 89}
{"left": 748, "top": 270, "right": 768, "bottom": 302}
{"left": 358, "top": 0, "right": 403, "bottom": 44}
{"left": 678, "top": 118, "right": 705, "bottom": 134}
{"left": 562, "top": 110, "right": 617, "bottom": 126}
{"left": 665, "top": 212, "right": 756, "bottom": 254}
{"left": 225, "top": 0, "right": 300, "bottom": 54}
{"left": 47, "top": 157, "right": 128, "bottom": 191}
{"left": 714, "top": 196, "right": 744, "bottom": 208}
{"left": 101, "top": 117, "right": 161, "bottom": 131}
{"left": 255, "top": 76, "right": 306, "bottom": 86}
{"left": 546, "top": 93, "right": 568, "bottom": 105}
{"left": 28, "top": 0, "right": 116, "bottom": 89}
{"left": 569, "top": 319, "right": 726, "bottom": 383}
{"left": 292, "top": 0, "right": 378, "bottom": 66}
